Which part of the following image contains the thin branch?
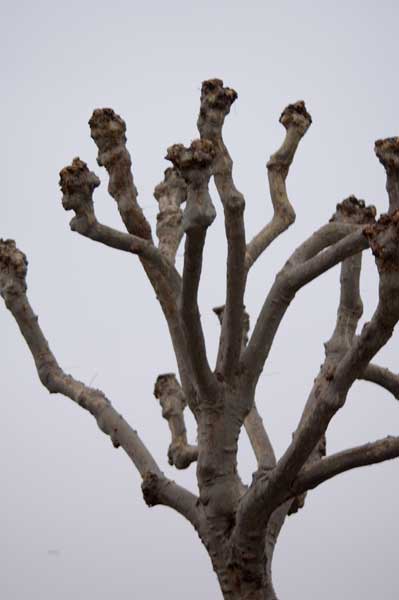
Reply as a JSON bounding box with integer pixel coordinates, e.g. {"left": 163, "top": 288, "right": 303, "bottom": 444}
{"left": 166, "top": 140, "right": 217, "bottom": 395}
{"left": 0, "top": 240, "right": 198, "bottom": 526}
{"left": 89, "top": 108, "right": 152, "bottom": 239}
{"left": 245, "top": 101, "right": 312, "bottom": 270}
{"left": 360, "top": 363, "right": 399, "bottom": 400}
{"left": 198, "top": 79, "right": 246, "bottom": 379}
{"left": 290, "top": 435, "right": 399, "bottom": 495}
{"left": 244, "top": 404, "right": 276, "bottom": 470}
{"left": 154, "top": 167, "right": 187, "bottom": 264}
{"left": 154, "top": 373, "right": 198, "bottom": 469}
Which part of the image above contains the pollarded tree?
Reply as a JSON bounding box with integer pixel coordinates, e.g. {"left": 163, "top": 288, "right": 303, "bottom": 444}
{"left": 2, "top": 79, "right": 399, "bottom": 600}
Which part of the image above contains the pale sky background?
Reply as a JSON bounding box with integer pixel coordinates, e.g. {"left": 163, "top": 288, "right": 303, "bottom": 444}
{"left": 1, "top": 1, "right": 399, "bottom": 598}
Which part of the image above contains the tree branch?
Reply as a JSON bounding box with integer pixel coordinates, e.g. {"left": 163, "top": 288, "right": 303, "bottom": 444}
{"left": 0, "top": 239, "right": 199, "bottom": 527}
{"left": 245, "top": 101, "right": 312, "bottom": 270}
{"left": 198, "top": 79, "right": 246, "bottom": 380}
{"left": 154, "top": 167, "right": 187, "bottom": 264}
{"left": 166, "top": 140, "right": 217, "bottom": 396}
{"left": 360, "top": 363, "right": 399, "bottom": 400}
{"left": 89, "top": 108, "right": 152, "bottom": 239}
{"left": 244, "top": 404, "right": 276, "bottom": 471}
{"left": 290, "top": 435, "right": 399, "bottom": 496}
{"left": 154, "top": 373, "right": 198, "bottom": 469}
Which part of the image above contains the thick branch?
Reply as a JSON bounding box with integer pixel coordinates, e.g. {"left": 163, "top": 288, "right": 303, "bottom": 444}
{"left": 0, "top": 240, "right": 198, "bottom": 526}
{"left": 89, "top": 108, "right": 152, "bottom": 239}
{"left": 198, "top": 79, "right": 246, "bottom": 379}
{"left": 361, "top": 363, "right": 399, "bottom": 400}
{"left": 291, "top": 435, "right": 399, "bottom": 495}
{"left": 245, "top": 101, "right": 312, "bottom": 270}
{"left": 154, "top": 374, "right": 198, "bottom": 469}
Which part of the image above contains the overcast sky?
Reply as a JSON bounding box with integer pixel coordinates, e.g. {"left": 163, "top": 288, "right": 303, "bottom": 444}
{"left": 1, "top": 1, "right": 399, "bottom": 598}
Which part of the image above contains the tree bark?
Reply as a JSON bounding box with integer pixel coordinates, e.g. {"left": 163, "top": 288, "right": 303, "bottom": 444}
{"left": 212, "top": 559, "right": 278, "bottom": 600}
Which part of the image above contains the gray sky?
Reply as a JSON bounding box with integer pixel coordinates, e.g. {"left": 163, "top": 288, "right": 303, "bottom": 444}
{"left": 1, "top": 1, "right": 399, "bottom": 598}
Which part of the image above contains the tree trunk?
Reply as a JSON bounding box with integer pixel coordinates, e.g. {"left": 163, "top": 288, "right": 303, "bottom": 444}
{"left": 210, "top": 553, "right": 278, "bottom": 600}
{"left": 216, "top": 571, "right": 278, "bottom": 600}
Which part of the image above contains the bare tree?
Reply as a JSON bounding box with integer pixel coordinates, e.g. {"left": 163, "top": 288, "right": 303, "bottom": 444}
{"left": 2, "top": 79, "right": 399, "bottom": 600}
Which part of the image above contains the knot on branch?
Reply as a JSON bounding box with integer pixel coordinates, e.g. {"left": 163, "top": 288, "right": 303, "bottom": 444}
{"left": 89, "top": 108, "right": 128, "bottom": 167}
{"left": 167, "top": 443, "right": 198, "bottom": 470}
{"left": 363, "top": 210, "right": 399, "bottom": 272}
{"left": 375, "top": 137, "right": 399, "bottom": 173}
{"left": 154, "top": 373, "right": 186, "bottom": 415}
{"left": 331, "top": 195, "right": 376, "bottom": 225}
{"left": 166, "top": 140, "right": 216, "bottom": 230}
{"left": 197, "top": 78, "right": 237, "bottom": 138}
{"left": 279, "top": 101, "right": 312, "bottom": 135}
{"left": 166, "top": 139, "right": 215, "bottom": 175}
{"left": 0, "top": 239, "right": 28, "bottom": 297}
{"left": 200, "top": 78, "right": 237, "bottom": 111}
{"left": 141, "top": 472, "right": 162, "bottom": 507}
{"left": 212, "top": 304, "right": 225, "bottom": 324}
{"left": 154, "top": 167, "right": 187, "bottom": 205}
{"left": 59, "top": 158, "right": 99, "bottom": 219}
{"left": 288, "top": 493, "right": 306, "bottom": 515}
